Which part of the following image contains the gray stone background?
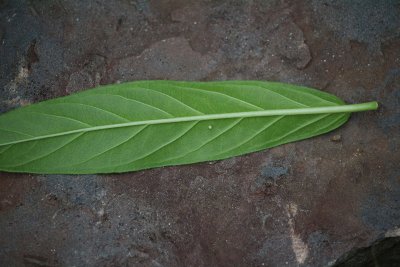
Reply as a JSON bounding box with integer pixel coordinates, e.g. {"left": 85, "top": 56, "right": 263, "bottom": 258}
{"left": 0, "top": 0, "right": 399, "bottom": 266}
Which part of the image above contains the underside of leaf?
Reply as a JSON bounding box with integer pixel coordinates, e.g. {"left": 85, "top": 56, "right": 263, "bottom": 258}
{"left": 0, "top": 80, "right": 377, "bottom": 174}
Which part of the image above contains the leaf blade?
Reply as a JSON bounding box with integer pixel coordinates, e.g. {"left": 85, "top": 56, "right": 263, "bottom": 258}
{"left": 0, "top": 80, "right": 377, "bottom": 174}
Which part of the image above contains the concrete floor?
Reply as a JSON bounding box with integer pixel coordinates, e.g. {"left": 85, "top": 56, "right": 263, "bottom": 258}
{"left": 0, "top": 0, "right": 399, "bottom": 266}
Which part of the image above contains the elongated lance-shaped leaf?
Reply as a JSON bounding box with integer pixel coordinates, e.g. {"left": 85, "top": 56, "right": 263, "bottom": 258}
{"left": 0, "top": 80, "right": 378, "bottom": 174}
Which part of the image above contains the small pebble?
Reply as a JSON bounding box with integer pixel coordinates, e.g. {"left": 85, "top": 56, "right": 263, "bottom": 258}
{"left": 331, "top": 134, "right": 341, "bottom": 142}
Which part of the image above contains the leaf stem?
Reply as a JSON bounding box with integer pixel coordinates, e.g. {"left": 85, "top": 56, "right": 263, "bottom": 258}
{"left": 1, "top": 102, "right": 378, "bottom": 146}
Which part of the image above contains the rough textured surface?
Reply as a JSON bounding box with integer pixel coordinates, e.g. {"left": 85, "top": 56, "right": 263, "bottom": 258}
{"left": 0, "top": 0, "right": 399, "bottom": 266}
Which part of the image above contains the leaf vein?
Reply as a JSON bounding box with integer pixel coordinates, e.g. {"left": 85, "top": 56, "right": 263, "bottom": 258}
{"left": 0, "top": 128, "right": 34, "bottom": 138}
{"left": 55, "top": 102, "right": 131, "bottom": 122}
{"left": 69, "top": 125, "right": 148, "bottom": 167}
{"left": 215, "top": 116, "right": 285, "bottom": 156}
{"left": 91, "top": 93, "right": 174, "bottom": 117}
{"left": 222, "top": 82, "right": 310, "bottom": 107}
{"left": 10, "top": 133, "right": 84, "bottom": 168}
{"left": 170, "top": 84, "right": 265, "bottom": 110}
{"left": 0, "top": 144, "right": 12, "bottom": 155}
{"left": 118, "top": 121, "right": 199, "bottom": 168}
{"left": 158, "top": 118, "right": 243, "bottom": 164}
{"left": 218, "top": 114, "right": 331, "bottom": 157}
{"left": 143, "top": 87, "right": 205, "bottom": 115}
{"left": 21, "top": 110, "right": 92, "bottom": 127}
{"left": 239, "top": 81, "right": 339, "bottom": 105}
{"left": 270, "top": 114, "right": 331, "bottom": 143}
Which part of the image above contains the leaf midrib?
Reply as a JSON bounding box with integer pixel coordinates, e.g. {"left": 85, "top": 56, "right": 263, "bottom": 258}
{"left": 0, "top": 102, "right": 376, "bottom": 147}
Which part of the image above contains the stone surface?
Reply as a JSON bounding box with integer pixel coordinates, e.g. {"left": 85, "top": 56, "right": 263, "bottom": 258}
{"left": 108, "top": 37, "right": 219, "bottom": 81}
{"left": 0, "top": 0, "right": 399, "bottom": 266}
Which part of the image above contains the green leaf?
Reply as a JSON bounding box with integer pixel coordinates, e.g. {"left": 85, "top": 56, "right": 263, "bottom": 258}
{"left": 0, "top": 80, "right": 377, "bottom": 174}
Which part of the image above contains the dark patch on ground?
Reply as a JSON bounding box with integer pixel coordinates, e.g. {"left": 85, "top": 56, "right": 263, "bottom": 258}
{"left": 0, "top": 0, "right": 399, "bottom": 266}
{"left": 332, "top": 236, "right": 400, "bottom": 267}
